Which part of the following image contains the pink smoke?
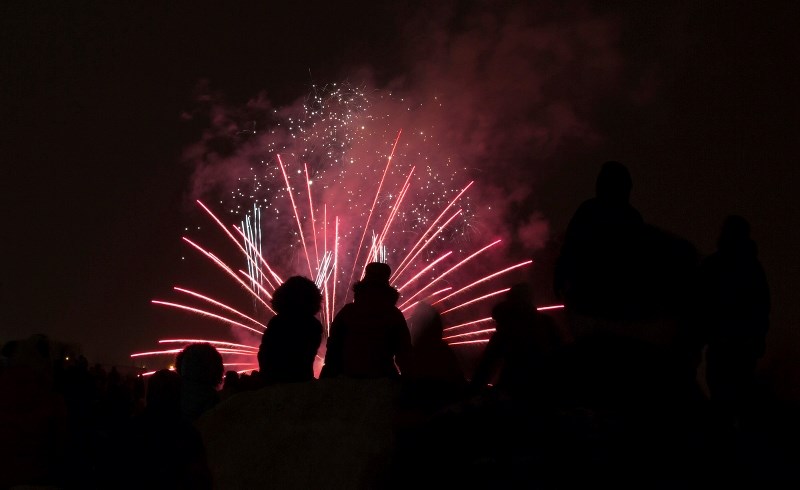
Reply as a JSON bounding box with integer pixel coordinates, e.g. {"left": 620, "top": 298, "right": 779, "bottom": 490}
{"left": 181, "top": 2, "right": 627, "bottom": 257}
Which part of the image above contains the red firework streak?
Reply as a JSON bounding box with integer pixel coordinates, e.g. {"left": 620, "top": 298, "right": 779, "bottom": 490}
{"left": 134, "top": 126, "right": 563, "bottom": 369}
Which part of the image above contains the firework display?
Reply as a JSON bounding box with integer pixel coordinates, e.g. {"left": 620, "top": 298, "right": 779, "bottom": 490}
{"left": 133, "top": 85, "right": 561, "bottom": 372}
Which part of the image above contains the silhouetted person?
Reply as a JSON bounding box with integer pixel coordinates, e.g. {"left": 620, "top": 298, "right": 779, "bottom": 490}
{"left": 401, "top": 302, "right": 466, "bottom": 418}
{"left": 393, "top": 304, "right": 468, "bottom": 488}
{"left": 471, "top": 283, "right": 561, "bottom": 400}
{"left": 555, "top": 161, "right": 646, "bottom": 321}
{"left": 700, "top": 215, "right": 770, "bottom": 419}
{"left": 406, "top": 302, "right": 465, "bottom": 386}
{"left": 175, "top": 343, "right": 223, "bottom": 422}
{"left": 220, "top": 370, "right": 240, "bottom": 401}
{"left": 104, "top": 369, "right": 212, "bottom": 489}
{"left": 105, "top": 365, "right": 131, "bottom": 427}
{"left": 321, "top": 262, "right": 412, "bottom": 378}
{"left": 541, "top": 332, "right": 709, "bottom": 487}
{"left": 400, "top": 287, "right": 562, "bottom": 489}
{"left": 258, "top": 276, "right": 324, "bottom": 384}
{"left": 0, "top": 340, "right": 17, "bottom": 367}
{"left": 147, "top": 368, "right": 183, "bottom": 414}
{"left": 0, "top": 335, "right": 68, "bottom": 488}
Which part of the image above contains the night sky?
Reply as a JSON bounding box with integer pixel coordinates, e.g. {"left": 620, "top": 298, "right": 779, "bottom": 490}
{"left": 2, "top": 1, "right": 797, "bottom": 397}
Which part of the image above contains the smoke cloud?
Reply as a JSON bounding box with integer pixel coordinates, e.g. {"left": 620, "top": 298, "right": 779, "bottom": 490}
{"left": 182, "top": 1, "right": 627, "bottom": 266}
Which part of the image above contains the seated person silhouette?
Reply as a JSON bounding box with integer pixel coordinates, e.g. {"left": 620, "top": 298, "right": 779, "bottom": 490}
{"left": 402, "top": 302, "right": 467, "bottom": 411}
{"left": 104, "top": 369, "right": 211, "bottom": 489}
{"left": 321, "top": 262, "right": 412, "bottom": 379}
{"left": 471, "top": 283, "right": 561, "bottom": 400}
{"left": 176, "top": 343, "right": 223, "bottom": 422}
{"left": 406, "top": 302, "right": 465, "bottom": 385}
{"left": 257, "top": 276, "right": 324, "bottom": 384}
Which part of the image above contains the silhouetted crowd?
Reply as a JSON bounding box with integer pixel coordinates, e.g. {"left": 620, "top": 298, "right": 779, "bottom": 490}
{"left": 1, "top": 162, "right": 796, "bottom": 489}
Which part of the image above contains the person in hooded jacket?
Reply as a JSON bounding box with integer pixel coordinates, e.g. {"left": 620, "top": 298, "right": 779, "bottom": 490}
{"left": 321, "top": 262, "right": 412, "bottom": 379}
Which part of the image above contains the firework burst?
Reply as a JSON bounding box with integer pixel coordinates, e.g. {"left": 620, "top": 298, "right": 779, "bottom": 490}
{"left": 133, "top": 84, "right": 562, "bottom": 371}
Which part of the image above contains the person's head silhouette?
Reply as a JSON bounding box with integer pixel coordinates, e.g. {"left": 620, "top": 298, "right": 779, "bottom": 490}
{"left": 507, "top": 282, "right": 534, "bottom": 308}
{"left": 271, "top": 276, "right": 322, "bottom": 316}
{"left": 596, "top": 161, "right": 632, "bottom": 204}
{"left": 176, "top": 343, "right": 224, "bottom": 388}
{"left": 718, "top": 215, "right": 750, "bottom": 249}
{"left": 146, "top": 369, "right": 182, "bottom": 414}
{"left": 410, "top": 302, "right": 444, "bottom": 343}
{"left": 362, "top": 262, "right": 391, "bottom": 284}
{"left": 716, "top": 214, "right": 757, "bottom": 258}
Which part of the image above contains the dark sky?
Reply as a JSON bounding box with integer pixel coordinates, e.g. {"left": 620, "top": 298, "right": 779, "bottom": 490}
{"left": 2, "top": 1, "right": 797, "bottom": 393}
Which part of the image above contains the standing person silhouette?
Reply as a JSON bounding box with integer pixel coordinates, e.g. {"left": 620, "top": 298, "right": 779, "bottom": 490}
{"left": 321, "top": 262, "right": 412, "bottom": 379}
{"left": 257, "top": 276, "right": 323, "bottom": 384}
{"left": 554, "top": 161, "right": 646, "bottom": 322}
{"left": 700, "top": 215, "right": 770, "bottom": 421}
